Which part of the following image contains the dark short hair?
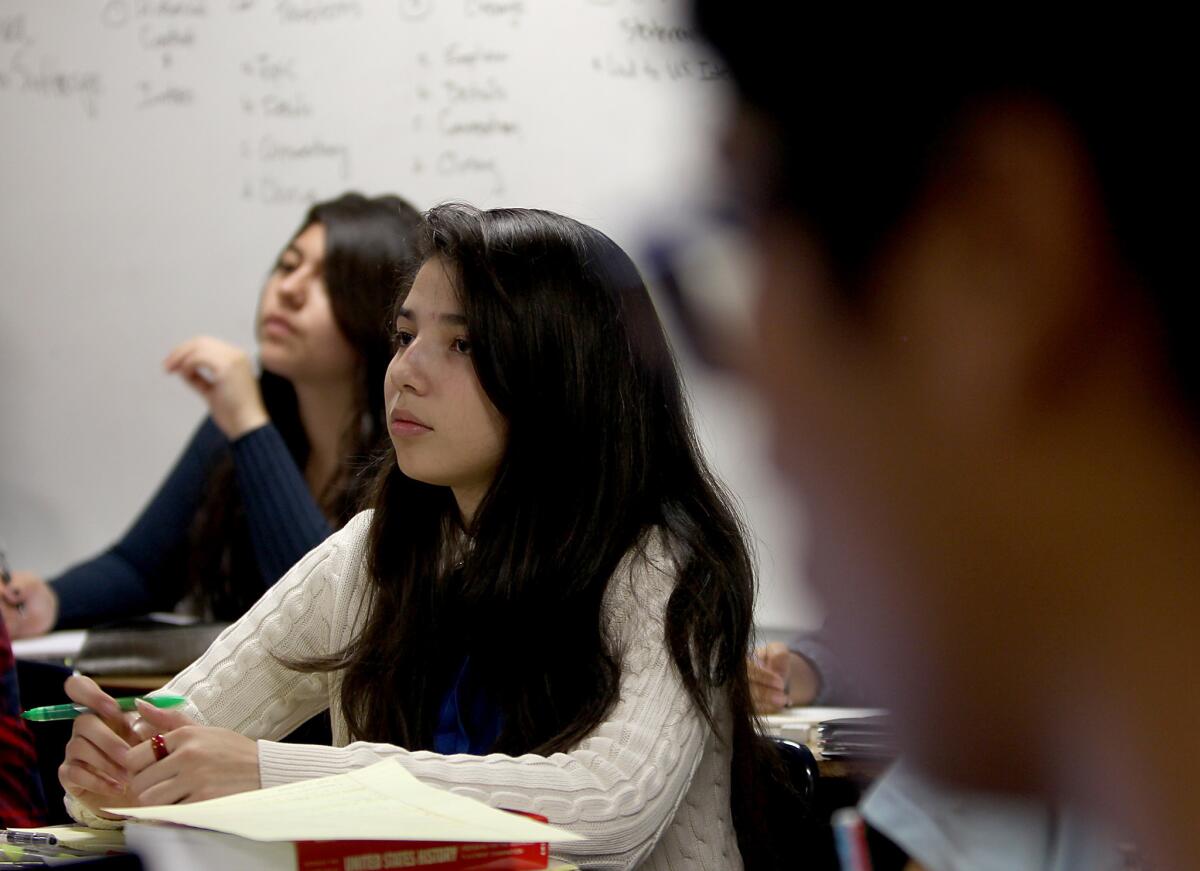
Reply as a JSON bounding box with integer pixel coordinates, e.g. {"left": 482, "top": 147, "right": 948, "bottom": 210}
{"left": 693, "top": 9, "right": 1195, "bottom": 411}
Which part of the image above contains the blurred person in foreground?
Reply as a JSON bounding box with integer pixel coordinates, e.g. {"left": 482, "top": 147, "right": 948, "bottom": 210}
{"left": 690, "top": 10, "right": 1195, "bottom": 869}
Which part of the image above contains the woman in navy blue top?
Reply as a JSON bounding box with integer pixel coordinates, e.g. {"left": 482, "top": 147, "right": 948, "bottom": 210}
{"left": 1, "top": 192, "right": 424, "bottom": 636}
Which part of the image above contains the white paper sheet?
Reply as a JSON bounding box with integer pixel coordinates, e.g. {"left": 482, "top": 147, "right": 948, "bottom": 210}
{"left": 112, "top": 758, "right": 583, "bottom": 844}
{"left": 12, "top": 629, "right": 87, "bottom": 661}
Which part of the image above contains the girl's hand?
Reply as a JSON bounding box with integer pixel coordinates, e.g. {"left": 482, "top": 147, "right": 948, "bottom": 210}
{"left": 58, "top": 676, "right": 139, "bottom": 819}
{"left": 164, "top": 336, "right": 269, "bottom": 439}
{"left": 748, "top": 642, "right": 820, "bottom": 713}
{"left": 749, "top": 643, "right": 793, "bottom": 713}
{"left": 0, "top": 571, "right": 58, "bottom": 638}
{"left": 126, "top": 698, "right": 260, "bottom": 805}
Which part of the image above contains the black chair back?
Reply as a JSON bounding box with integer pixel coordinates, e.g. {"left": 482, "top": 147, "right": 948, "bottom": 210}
{"left": 736, "top": 736, "right": 840, "bottom": 871}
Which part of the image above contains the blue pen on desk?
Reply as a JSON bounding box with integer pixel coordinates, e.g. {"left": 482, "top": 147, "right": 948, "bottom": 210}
{"left": 832, "top": 807, "right": 874, "bottom": 871}
{"left": 0, "top": 544, "right": 25, "bottom": 618}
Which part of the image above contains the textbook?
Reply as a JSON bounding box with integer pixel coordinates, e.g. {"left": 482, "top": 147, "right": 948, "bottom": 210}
{"left": 11, "top": 616, "right": 229, "bottom": 674}
{"left": 73, "top": 620, "right": 230, "bottom": 675}
{"left": 3, "top": 825, "right": 582, "bottom": 871}
{"left": 126, "top": 824, "right": 579, "bottom": 871}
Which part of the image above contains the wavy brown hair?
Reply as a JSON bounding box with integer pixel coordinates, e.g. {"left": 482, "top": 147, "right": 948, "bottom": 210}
{"left": 186, "top": 192, "right": 424, "bottom": 619}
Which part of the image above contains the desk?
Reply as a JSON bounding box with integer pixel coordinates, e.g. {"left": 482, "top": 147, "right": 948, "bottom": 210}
{"left": 95, "top": 674, "right": 172, "bottom": 693}
{"left": 814, "top": 756, "right": 891, "bottom": 782}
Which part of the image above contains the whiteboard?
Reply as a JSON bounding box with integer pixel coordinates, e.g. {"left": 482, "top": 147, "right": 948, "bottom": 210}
{"left": 0, "top": 0, "right": 818, "bottom": 633}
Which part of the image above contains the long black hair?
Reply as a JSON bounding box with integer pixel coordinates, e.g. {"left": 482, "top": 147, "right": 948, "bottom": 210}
{"left": 186, "top": 192, "right": 424, "bottom": 619}
{"left": 305, "top": 204, "right": 766, "bottom": 860}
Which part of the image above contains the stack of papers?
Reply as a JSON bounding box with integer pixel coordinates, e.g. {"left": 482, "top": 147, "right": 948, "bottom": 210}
{"left": 760, "top": 706, "right": 886, "bottom": 754}
{"left": 815, "top": 715, "right": 896, "bottom": 760}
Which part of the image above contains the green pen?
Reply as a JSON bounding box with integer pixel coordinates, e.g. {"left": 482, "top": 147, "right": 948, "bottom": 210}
{"left": 20, "top": 694, "right": 187, "bottom": 722}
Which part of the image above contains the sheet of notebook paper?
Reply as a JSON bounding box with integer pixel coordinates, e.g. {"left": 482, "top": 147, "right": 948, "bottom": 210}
{"left": 112, "top": 757, "right": 582, "bottom": 844}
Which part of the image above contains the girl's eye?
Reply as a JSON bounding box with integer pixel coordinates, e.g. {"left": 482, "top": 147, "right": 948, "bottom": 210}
{"left": 451, "top": 338, "right": 472, "bottom": 355}
{"left": 396, "top": 330, "right": 416, "bottom": 349}
{"left": 276, "top": 258, "right": 300, "bottom": 273}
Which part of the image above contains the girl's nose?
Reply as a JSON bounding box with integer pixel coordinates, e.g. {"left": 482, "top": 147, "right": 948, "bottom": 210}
{"left": 276, "top": 272, "right": 307, "bottom": 308}
{"left": 388, "top": 341, "right": 427, "bottom": 396}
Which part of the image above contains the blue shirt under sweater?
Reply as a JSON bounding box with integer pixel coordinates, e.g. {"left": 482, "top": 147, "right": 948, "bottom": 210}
{"left": 50, "top": 418, "right": 332, "bottom": 629}
{"left": 434, "top": 656, "right": 503, "bottom": 756}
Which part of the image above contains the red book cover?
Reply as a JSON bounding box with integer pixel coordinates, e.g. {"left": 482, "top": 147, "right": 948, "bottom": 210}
{"left": 294, "top": 838, "right": 548, "bottom": 871}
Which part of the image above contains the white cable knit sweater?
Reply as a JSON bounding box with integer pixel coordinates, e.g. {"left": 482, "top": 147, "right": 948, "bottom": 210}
{"left": 72, "top": 511, "right": 744, "bottom": 870}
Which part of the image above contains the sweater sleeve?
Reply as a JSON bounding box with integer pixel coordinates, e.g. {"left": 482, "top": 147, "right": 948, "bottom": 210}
{"left": 62, "top": 518, "right": 356, "bottom": 830}
{"left": 50, "top": 419, "right": 227, "bottom": 629}
{"left": 152, "top": 526, "right": 711, "bottom": 871}
{"left": 788, "top": 630, "right": 874, "bottom": 707}
{"left": 156, "top": 517, "right": 355, "bottom": 740}
{"left": 229, "top": 423, "right": 332, "bottom": 590}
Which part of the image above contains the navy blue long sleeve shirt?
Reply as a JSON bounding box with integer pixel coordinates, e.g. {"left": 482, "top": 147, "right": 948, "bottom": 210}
{"left": 788, "top": 631, "right": 874, "bottom": 707}
{"left": 50, "top": 418, "right": 332, "bottom": 629}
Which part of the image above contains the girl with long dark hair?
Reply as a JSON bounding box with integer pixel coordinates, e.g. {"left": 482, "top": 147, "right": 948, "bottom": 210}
{"left": 60, "top": 205, "right": 761, "bottom": 870}
{"left": 1, "top": 192, "right": 423, "bottom": 635}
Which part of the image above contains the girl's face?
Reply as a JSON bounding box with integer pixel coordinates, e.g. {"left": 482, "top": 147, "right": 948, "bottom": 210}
{"left": 258, "top": 222, "right": 360, "bottom": 385}
{"left": 385, "top": 258, "right": 508, "bottom": 520}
